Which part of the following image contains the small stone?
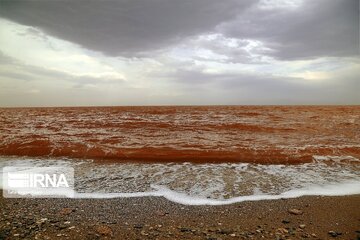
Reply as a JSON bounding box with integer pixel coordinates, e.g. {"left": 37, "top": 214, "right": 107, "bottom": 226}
{"left": 155, "top": 210, "right": 168, "bottom": 216}
{"left": 140, "top": 230, "right": 148, "bottom": 236}
{"left": 36, "top": 218, "right": 48, "bottom": 225}
{"left": 56, "top": 224, "right": 67, "bottom": 229}
{"left": 179, "top": 227, "right": 192, "bottom": 232}
{"left": 95, "top": 225, "right": 113, "bottom": 236}
{"left": 288, "top": 208, "right": 303, "bottom": 215}
{"left": 13, "top": 234, "right": 20, "bottom": 237}
{"left": 50, "top": 219, "right": 59, "bottom": 224}
{"left": 133, "top": 224, "right": 143, "bottom": 229}
{"left": 217, "top": 229, "right": 233, "bottom": 234}
{"left": 64, "top": 221, "right": 71, "bottom": 225}
{"left": 68, "top": 226, "right": 75, "bottom": 230}
{"left": 59, "top": 208, "right": 73, "bottom": 215}
{"left": 277, "top": 228, "right": 288, "bottom": 234}
{"left": 302, "top": 233, "right": 311, "bottom": 238}
{"left": 230, "top": 233, "right": 236, "bottom": 237}
{"left": 299, "top": 224, "right": 306, "bottom": 229}
{"left": 328, "top": 231, "right": 342, "bottom": 237}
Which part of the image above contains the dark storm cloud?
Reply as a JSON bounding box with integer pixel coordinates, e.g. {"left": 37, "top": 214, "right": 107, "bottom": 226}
{"left": 1, "top": 0, "right": 356, "bottom": 60}
{"left": 0, "top": 0, "right": 255, "bottom": 57}
{"left": 221, "top": 0, "right": 359, "bottom": 60}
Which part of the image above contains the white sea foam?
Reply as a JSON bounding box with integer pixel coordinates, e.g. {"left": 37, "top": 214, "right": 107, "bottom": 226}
{"left": 313, "top": 155, "right": 360, "bottom": 163}
{"left": 146, "top": 181, "right": 360, "bottom": 205}
{"left": 1, "top": 156, "right": 360, "bottom": 205}
{"left": 8, "top": 181, "right": 360, "bottom": 206}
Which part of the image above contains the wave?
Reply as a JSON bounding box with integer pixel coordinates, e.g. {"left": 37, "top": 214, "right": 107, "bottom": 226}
{"left": 1, "top": 156, "right": 359, "bottom": 205}
{"left": 4, "top": 181, "right": 360, "bottom": 206}
{"left": 1, "top": 143, "right": 360, "bottom": 164}
{"left": 0, "top": 145, "right": 312, "bottom": 164}
{"left": 1, "top": 106, "right": 359, "bottom": 164}
{"left": 78, "top": 182, "right": 360, "bottom": 205}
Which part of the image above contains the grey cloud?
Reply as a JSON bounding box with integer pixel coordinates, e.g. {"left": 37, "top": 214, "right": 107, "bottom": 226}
{"left": 220, "top": 0, "right": 359, "bottom": 60}
{"left": 0, "top": 0, "right": 255, "bottom": 57}
{"left": 170, "top": 68, "right": 305, "bottom": 88}
{"left": 71, "top": 76, "right": 124, "bottom": 89}
{"left": 166, "top": 68, "right": 360, "bottom": 104}
{"left": 0, "top": 52, "right": 124, "bottom": 86}
{"left": 0, "top": 52, "right": 35, "bottom": 81}
{"left": 182, "top": 35, "right": 265, "bottom": 64}
{"left": 200, "top": 37, "right": 272, "bottom": 64}
{"left": 1, "top": 70, "right": 34, "bottom": 81}
{"left": 0, "top": 51, "right": 18, "bottom": 64}
{"left": 0, "top": 1, "right": 358, "bottom": 106}
{"left": 1, "top": 0, "right": 356, "bottom": 61}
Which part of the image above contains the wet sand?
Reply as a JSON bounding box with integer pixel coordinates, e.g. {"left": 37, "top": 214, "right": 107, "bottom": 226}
{"left": 1, "top": 194, "right": 359, "bottom": 239}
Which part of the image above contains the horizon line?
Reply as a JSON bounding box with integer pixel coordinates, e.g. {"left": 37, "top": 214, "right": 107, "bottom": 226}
{"left": 1, "top": 104, "right": 360, "bottom": 109}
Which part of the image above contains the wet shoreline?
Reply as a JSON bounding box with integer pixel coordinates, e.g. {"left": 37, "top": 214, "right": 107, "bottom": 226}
{"left": 1, "top": 194, "right": 359, "bottom": 239}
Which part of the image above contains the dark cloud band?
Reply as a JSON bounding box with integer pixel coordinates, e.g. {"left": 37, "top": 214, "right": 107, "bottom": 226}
{"left": 0, "top": 0, "right": 254, "bottom": 56}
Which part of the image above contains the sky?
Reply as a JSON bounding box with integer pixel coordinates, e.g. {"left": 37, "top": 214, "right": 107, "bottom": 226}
{"left": 0, "top": 0, "right": 359, "bottom": 107}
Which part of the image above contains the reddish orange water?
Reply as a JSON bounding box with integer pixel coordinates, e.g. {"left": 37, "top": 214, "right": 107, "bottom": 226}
{"left": 0, "top": 106, "right": 359, "bottom": 164}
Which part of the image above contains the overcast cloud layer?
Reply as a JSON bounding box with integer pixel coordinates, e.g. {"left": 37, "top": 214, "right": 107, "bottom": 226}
{"left": 0, "top": 0, "right": 359, "bottom": 106}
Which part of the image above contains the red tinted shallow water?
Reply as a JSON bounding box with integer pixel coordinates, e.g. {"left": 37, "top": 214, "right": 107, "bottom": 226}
{"left": 0, "top": 106, "right": 359, "bottom": 164}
